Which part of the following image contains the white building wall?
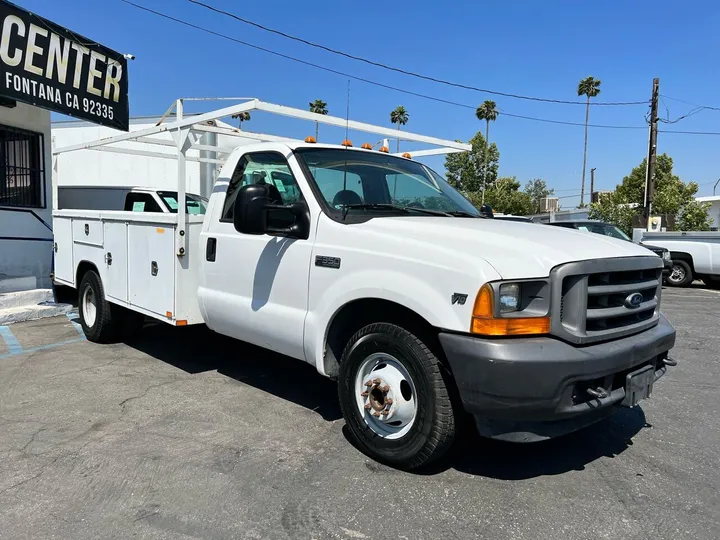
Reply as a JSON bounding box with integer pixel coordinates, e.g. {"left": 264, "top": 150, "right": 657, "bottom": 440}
{"left": 0, "top": 102, "right": 53, "bottom": 290}
{"left": 696, "top": 197, "right": 720, "bottom": 230}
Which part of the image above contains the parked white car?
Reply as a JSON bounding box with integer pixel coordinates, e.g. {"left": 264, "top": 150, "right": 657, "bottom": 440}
{"left": 52, "top": 99, "right": 678, "bottom": 469}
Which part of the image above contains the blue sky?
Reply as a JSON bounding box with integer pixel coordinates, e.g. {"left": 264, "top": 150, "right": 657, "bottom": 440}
{"left": 21, "top": 0, "right": 720, "bottom": 206}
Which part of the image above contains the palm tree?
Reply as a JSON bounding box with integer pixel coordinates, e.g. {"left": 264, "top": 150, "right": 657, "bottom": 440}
{"left": 577, "top": 76, "right": 601, "bottom": 207}
{"left": 231, "top": 111, "right": 251, "bottom": 130}
{"left": 475, "top": 100, "right": 498, "bottom": 204}
{"left": 390, "top": 106, "right": 409, "bottom": 152}
{"left": 309, "top": 99, "right": 328, "bottom": 140}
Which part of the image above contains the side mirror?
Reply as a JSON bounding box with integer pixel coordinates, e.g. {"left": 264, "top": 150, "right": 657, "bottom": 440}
{"left": 233, "top": 184, "right": 269, "bottom": 234}
{"left": 480, "top": 204, "right": 494, "bottom": 218}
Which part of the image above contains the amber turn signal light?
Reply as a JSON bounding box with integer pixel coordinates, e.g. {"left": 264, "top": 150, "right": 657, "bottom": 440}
{"left": 471, "top": 284, "right": 550, "bottom": 336}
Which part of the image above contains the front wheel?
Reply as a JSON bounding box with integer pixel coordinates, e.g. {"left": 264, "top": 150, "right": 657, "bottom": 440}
{"left": 666, "top": 260, "right": 693, "bottom": 287}
{"left": 337, "top": 323, "right": 458, "bottom": 470}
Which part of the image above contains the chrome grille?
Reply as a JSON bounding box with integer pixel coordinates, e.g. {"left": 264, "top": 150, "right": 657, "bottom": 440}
{"left": 551, "top": 257, "right": 663, "bottom": 344}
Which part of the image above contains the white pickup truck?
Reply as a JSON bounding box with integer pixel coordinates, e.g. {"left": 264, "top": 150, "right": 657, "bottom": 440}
{"left": 633, "top": 230, "right": 720, "bottom": 288}
{"left": 52, "top": 99, "right": 678, "bottom": 469}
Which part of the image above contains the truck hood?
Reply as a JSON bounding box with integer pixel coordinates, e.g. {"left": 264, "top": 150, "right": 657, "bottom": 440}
{"left": 359, "top": 217, "right": 657, "bottom": 279}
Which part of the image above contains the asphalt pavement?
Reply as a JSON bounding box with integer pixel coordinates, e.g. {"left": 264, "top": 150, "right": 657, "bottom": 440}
{"left": 0, "top": 286, "right": 718, "bottom": 540}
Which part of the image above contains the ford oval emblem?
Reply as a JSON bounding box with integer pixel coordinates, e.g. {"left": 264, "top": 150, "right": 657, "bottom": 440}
{"left": 625, "top": 292, "right": 643, "bottom": 309}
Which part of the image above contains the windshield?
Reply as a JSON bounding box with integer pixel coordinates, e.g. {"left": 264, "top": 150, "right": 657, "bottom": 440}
{"left": 294, "top": 148, "right": 480, "bottom": 217}
{"left": 577, "top": 223, "right": 630, "bottom": 241}
{"left": 157, "top": 191, "right": 208, "bottom": 215}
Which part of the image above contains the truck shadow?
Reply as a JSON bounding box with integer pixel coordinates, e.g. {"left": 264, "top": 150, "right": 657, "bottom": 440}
{"left": 123, "top": 321, "right": 342, "bottom": 422}
{"left": 423, "top": 407, "right": 648, "bottom": 479}
{"left": 124, "top": 321, "right": 648, "bottom": 479}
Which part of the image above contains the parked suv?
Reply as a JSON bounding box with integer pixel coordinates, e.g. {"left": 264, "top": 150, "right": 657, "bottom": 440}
{"left": 547, "top": 221, "right": 672, "bottom": 277}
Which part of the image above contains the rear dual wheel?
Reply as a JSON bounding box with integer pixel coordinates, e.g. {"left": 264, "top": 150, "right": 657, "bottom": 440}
{"left": 78, "top": 270, "right": 144, "bottom": 342}
{"left": 337, "top": 323, "right": 458, "bottom": 470}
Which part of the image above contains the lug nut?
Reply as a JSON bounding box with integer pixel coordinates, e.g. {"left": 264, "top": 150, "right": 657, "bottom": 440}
{"left": 360, "top": 391, "right": 369, "bottom": 397}
{"left": 385, "top": 398, "right": 393, "bottom": 405}
{"left": 372, "top": 411, "right": 382, "bottom": 417}
{"left": 364, "top": 403, "right": 372, "bottom": 410}
{"left": 372, "top": 378, "right": 382, "bottom": 386}
{"left": 364, "top": 381, "right": 373, "bottom": 387}
{"left": 380, "top": 385, "right": 390, "bottom": 393}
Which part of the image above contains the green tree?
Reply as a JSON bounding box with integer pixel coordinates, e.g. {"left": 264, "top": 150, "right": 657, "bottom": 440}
{"left": 231, "top": 111, "right": 251, "bottom": 130}
{"left": 444, "top": 131, "right": 499, "bottom": 194}
{"left": 524, "top": 178, "right": 554, "bottom": 214}
{"left": 588, "top": 192, "right": 637, "bottom": 236}
{"left": 588, "top": 153, "right": 710, "bottom": 234}
{"left": 390, "top": 106, "right": 409, "bottom": 152}
{"left": 475, "top": 100, "right": 499, "bottom": 204}
{"left": 467, "top": 177, "right": 533, "bottom": 216}
{"left": 577, "top": 76, "right": 601, "bottom": 207}
{"left": 309, "top": 99, "right": 328, "bottom": 141}
{"left": 677, "top": 200, "right": 712, "bottom": 231}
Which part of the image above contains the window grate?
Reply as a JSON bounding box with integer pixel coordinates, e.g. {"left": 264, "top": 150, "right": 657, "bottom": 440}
{"left": 0, "top": 125, "right": 45, "bottom": 208}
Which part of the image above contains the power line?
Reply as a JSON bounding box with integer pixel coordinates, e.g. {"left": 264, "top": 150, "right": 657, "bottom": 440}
{"left": 499, "top": 109, "right": 645, "bottom": 129}
{"left": 661, "top": 94, "right": 720, "bottom": 112}
{"left": 187, "top": 0, "right": 648, "bottom": 108}
{"left": 659, "top": 129, "right": 720, "bottom": 135}
{"left": 120, "top": 1, "right": 653, "bottom": 131}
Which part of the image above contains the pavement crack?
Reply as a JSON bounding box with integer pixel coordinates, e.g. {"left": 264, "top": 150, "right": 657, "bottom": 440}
{"left": 0, "top": 454, "right": 62, "bottom": 496}
{"left": 118, "top": 379, "right": 184, "bottom": 410}
{"left": 19, "top": 426, "right": 47, "bottom": 454}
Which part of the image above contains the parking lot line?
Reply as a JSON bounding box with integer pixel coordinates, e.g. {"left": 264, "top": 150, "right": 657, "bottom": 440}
{"left": 0, "top": 325, "right": 23, "bottom": 355}
{"left": 66, "top": 311, "right": 85, "bottom": 337}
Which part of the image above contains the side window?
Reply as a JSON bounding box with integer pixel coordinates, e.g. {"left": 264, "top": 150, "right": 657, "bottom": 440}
{"left": 124, "top": 192, "right": 162, "bottom": 212}
{"left": 314, "top": 168, "right": 364, "bottom": 208}
{"left": 222, "top": 152, "right": 304, "bottom": 221}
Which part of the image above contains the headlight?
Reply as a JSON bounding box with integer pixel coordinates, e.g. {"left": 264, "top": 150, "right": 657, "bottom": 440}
{"left": 499, "top": 283, "right": 520, "bottom": 313}
{"left": 471, "top": 283, "right": 550, "bottom": 336}
{"left": 662, "top": 251, "right": 671, "bottom": 260}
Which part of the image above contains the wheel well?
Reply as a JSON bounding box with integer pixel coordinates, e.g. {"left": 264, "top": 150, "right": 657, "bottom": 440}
{"left": 669, "top": 252, "right": 695, "bottom": 272}
{"left": 75, "top": 261, "right": 99, "bottom": 290}
{"left": 323, "top": 298, "right": 440, "bottom": 378}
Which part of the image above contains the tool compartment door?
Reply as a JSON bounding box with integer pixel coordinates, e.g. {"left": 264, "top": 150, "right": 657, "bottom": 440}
{"left": 128, "top": 223, "right": 175, "bottom": 317}
{"left": 103, "top": 221, "right": 129, "bottom": 303}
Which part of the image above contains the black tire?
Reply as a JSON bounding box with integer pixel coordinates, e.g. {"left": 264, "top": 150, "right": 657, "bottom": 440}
{"left": 78, "top": 270, "right": 121, "bottom": 343}
{"left": 666, "top": 259, "right": 693, "bottom": 287}
{"left": 337, "top": 323, "right": 458, "bottom": 470}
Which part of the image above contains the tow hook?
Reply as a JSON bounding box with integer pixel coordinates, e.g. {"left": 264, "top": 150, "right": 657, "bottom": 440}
{"left": 663, "top": 357, "right": 678, "bottom": 367}
{"left": 586, "top": 386, "right": 609, "bottom": 399}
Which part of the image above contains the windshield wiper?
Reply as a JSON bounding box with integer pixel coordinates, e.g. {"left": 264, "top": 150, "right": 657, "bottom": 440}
{"left": 340, "top": 204, "right": 480, "bottom": 218}
{"left": 444, "top": 210, "right": 483, "bottom": 218}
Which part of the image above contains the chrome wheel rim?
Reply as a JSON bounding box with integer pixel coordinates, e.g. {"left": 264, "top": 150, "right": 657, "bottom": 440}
{"left": 354, "top": 353, "right": 417, "bottom": 440}
{"left": 669, "top": 264, "right": 686, "bottom": 284}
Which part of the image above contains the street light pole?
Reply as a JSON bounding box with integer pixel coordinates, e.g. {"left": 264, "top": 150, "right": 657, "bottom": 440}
{"left": 714, "top": 178, "right": 720, "bottom": 196}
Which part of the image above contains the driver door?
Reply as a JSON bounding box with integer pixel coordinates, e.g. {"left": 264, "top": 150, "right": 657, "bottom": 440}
{"left": 200, "top": 151, "right": 313, "bottom": 361}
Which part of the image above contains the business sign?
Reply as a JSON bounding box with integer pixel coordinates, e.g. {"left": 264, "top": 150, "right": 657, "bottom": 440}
{"left": 0, "top": 0, "right": 129, "bottom": 130}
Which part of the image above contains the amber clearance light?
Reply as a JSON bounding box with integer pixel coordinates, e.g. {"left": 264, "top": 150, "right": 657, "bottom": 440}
{"left": 471, "top": 284, "right": 550, "bottom": 336}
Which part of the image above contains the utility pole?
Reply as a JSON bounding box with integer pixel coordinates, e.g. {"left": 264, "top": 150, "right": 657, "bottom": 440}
{"left": 713, "top": 177, "right": 720, "bottom": 196}
{"left": 644, "top": 78, "right": 660, "bottom": 218}
{"left": 590, "top": 168, "right": 596, "bottom": 202}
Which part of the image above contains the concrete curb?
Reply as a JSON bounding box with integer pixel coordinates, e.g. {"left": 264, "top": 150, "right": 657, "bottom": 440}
{"left": 0, "top": 302, "right": 73, "bottom": 325}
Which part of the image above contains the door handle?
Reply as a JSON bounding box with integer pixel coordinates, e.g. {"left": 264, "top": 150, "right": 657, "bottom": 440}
{"left": 206, "top": 237, "right": 217, "bottom": 262}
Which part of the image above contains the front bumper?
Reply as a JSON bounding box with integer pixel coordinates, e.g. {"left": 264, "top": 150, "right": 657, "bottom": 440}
{"left": 438, "top": 314, "right": 676, "bottom": 442}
